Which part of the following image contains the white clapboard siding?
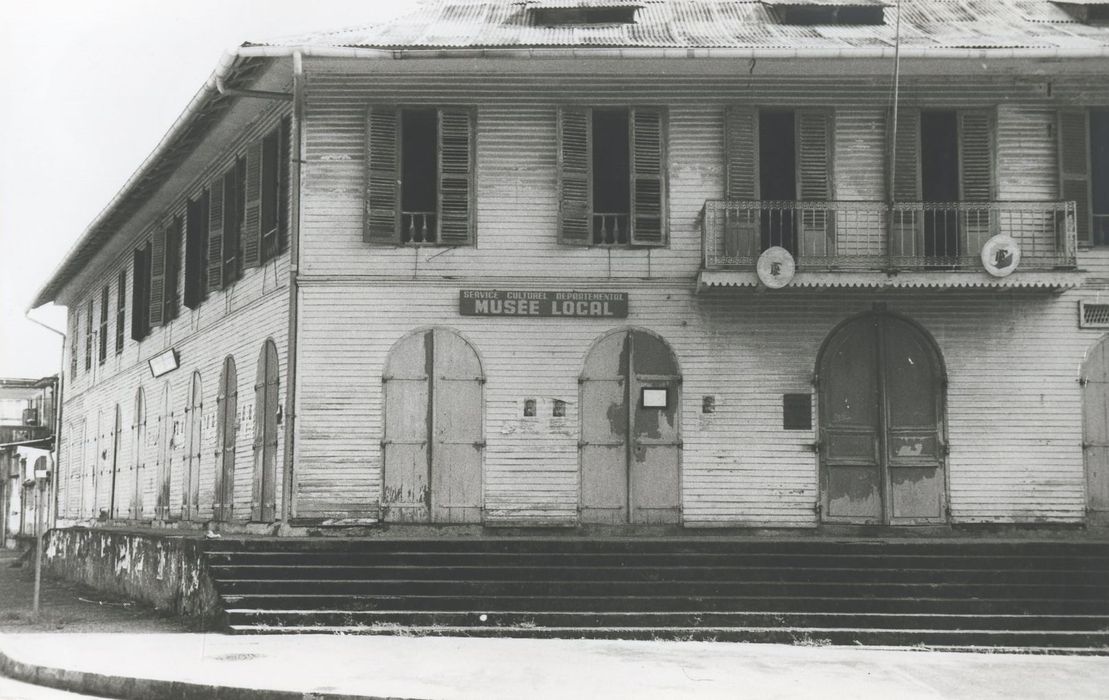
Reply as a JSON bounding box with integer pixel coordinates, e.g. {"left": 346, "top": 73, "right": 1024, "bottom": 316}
{"left": 295, "top": 282, "right": 1093, "bottom": 526}
{"left": 57, "top": 100, "right": 294, "bottom": 527}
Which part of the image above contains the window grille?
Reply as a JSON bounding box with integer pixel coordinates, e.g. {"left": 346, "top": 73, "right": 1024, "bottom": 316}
{"left": 1080, "top": 301, "right": 1109, "bottom": 328}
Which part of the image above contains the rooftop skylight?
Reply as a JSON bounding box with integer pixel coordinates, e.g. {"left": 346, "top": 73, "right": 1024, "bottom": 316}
{"left": 762, "top": 0, "right": 888, "bottom": 26}
{"left": 527, "top": 1, "right": 642, "bottom": 26}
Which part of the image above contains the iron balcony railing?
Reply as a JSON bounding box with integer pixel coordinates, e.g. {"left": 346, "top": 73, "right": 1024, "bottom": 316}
{"left": 702, "top": 200, "right": 1078, "bottom": 272}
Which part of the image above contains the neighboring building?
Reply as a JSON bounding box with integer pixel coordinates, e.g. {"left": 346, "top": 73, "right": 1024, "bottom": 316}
{"left": 29, "top": 0, "right": 1109, "bottom": 534}
{"left": 0, "top": 377, "right": 57, "bottom": 546}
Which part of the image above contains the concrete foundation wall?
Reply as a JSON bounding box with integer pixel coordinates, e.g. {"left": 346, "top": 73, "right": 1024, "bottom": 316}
{"left": 43, "top": 527, "right": 222, "bottom": 628}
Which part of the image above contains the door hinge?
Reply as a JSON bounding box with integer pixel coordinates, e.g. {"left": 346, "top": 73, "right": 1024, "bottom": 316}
{"left": 807, "top": 441, "right": 822, "bottom": 453}
{"left": 1078, "top": 377, "right": 1089, "bottom": 386}
{"left": 941, "top": 443, "right": 951, "bottom": 457}
{"left": 473, "top": 441, "right": 486, "bottom": 449}
{"left": 813, "top": 502, "right": 822, "bottom": 516}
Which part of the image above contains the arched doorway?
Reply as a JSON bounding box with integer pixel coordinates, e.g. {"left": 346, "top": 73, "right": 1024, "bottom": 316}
{"left": 252, "top": 340, "right": 280, "bottom": 522}
{"left": 214, "top": 356, "right": 238, "bottom": 522}
{"left": 580, "top": 328, "right": 681, "bottom": 525}
{"left": 131, "top": 387, "right": 146, "bottom": 519}
{"left": 382, "top": 328, "right": 484, "bottom": 523}
{"left": 1082, "top": 336, "right": 1109, "bottom": 515}
{"left": 183, "top": 373, "right": 203, "bottom": 520}
{"left": 818, "top": 312, "right": 947, "bottom": 524}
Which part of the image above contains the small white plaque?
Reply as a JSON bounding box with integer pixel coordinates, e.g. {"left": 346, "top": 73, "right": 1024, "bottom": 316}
{"left": 642, "top": 388, "right": 668, "bottom": 408}
{"left": 981, "top": 234, "right": 1021, "bottom": 277}
{"left": 148, "top": 348, "right": 179, "bottom": 378}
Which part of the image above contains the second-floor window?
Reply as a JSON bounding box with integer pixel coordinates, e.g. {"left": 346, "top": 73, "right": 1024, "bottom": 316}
{"left": 131, "top": 242, "right": 152, "bottom": 341}
{"left": 115, "top": 270, "right": 126, "bottom": 354}
{"left": 364, "top": 106, "right": 475, "bottom": 246}
{"left": 184, "top": 190, "right": 210, "bottom": 308}
{"left": 98, "top": 285, "right": 109, "bottom": 364}
{"left": 84, "top": 298, "right": 93, "bottom": 372}
{"left": 69, "top": 312, "right": 78, "bottom": 378}
{"left": 558, "top": 107, "right": 666, "bottom": 247}
{"left": 1061, "top": 108, "right": 1109, "bottom": 246}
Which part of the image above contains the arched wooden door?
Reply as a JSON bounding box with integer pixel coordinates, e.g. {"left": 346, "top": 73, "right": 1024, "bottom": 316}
{"left": 382, "top": 328, "right": 484, "bottom": 523}
{"left": 1082, "top": 337, "right": 1109, "bottom": 515}
{"left": 214, "top": 357, "right": 238, "bottom": 522}
{"left": 580, "top": 329, "right": 681, "bottom": 525}
{"left": 819, "top": 313, "right": 946, "bottom": 524}
{"left": 155, "top": 382, "right": 172, "bottom": 519}
{"left": 252, "top": 340, "right": 280, "bottom": 522}
{"left": 107, "top": 405, "right": 122, "bottom": 519}
{"left": 131, "top": 387, "right": 146, "bottom": 519}
{"left": 183, "top": 373, "right": 203, "bottom": 520}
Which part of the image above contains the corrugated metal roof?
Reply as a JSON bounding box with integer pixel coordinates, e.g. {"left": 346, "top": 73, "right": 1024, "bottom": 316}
{"left": 254, "top": 0, "right": 1109, "bottom": 51}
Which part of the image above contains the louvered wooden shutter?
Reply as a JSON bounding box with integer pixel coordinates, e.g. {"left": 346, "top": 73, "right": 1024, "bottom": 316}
{"left": 438, "top": 108, "right": 474, "bottom": 245}
{"left": 558, "top": 107, "right": 592, "bottom": 245}
{"left": 796, "top": 110, "right": 834, "bottom": 256}
{"left": 148, "top": 224, "right": 167, "bottom": 327}
{"left": 131, "top": 246, "right": 146, "bottom": 340}
{"left": 1059, "top": 109, "right": 1092, "bottom": 245}
{"left": 207, "top": 180, "right": 225, "bottom": 291}
{"left": 278, "top": 116, "right": 291, "bottom": 253}
{"left": 242, "top": 140, "right": 263, "bottom": 267}
{"left": 365, "top": 107, "right": 401, "bottom": 244}
{"left": 630, "top": 108, "right": 666, "bottom": 247}
{"left": 892, "top": 108, "right": 921, "bottom": 201}
{"left": 958, "top": 110, "right": 993, "bottom": 202}
{"left": 725, "top": 106, "right": 759, "bottom": 200}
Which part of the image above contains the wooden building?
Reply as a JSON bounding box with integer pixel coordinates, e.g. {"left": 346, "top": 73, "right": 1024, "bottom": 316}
{"left": 31, "top": 0, "right": 1109, "bottom": 535}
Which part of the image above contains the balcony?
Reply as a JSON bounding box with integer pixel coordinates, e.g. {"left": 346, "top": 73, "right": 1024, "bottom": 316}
{"left": 700, "top": 200, "right": 1081, "bottom": 290}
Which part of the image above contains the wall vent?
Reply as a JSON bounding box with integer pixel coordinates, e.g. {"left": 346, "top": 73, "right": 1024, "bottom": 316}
{"left": 1080, "top": 301, "right": 1109, "bottom": 328}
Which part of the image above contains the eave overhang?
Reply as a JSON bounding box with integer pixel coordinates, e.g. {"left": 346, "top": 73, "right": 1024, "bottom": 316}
{"left": 697, "top": 270, "right": 1086, "bottom": 292}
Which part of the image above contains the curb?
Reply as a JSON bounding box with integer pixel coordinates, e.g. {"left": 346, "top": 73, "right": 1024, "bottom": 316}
{"left": 0, "top": 646, "right": 418, "bottom": 700}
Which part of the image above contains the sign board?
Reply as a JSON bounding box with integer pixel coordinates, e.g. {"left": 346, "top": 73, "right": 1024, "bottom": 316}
{"left": 460, "top": 290, "right": 628, "bottom": 318}
{"left": 148, "top": 348, "right": 179, "bottom": 378}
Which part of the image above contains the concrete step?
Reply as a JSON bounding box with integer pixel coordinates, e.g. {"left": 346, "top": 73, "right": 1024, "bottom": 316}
{"left": 218, "top": 593, "right": 1109, "bottom": 615}
{"left": 221, "top": 624, "right": 1109, "bottom": 648}
{"left": 223, "top": 609, "right": 1109, "bottom": 632}
{"left": 205, "top": 563, "right": 1109, "bottom": 585}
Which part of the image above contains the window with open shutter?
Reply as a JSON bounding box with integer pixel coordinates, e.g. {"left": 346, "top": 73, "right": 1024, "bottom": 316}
{"left": 438, "top": 108, "right": 475, "bottom": 245}
{"left": 558, "top": 107, "right": 593, "bottom": 245}
{"left": 260, "top": 129, "right": 280, "bottom": 261}
{"left": 207, "top": 178, "right": 225, "bottom": 292}
{"left": 163, "top": 218, "right": 181, "bottom": 323}
{"left": 115, "top": 270, "right": 126, "bottom": 354}
{"left": 242, "top": 140, "right": 263, "bottom": 267}
{"left": 365, "top": 106, "right": 401, "bottom": 244}
{"left": 630, "top": 108, "right": 666, "bottom": 246}
{"left": 131, "top": 246, "right": 149, "bottom": 341}
{"left": 958, "top": 110, "right": 993, "bottom": 202}
{"left": 278, "top": 116, "right": 291, "bottom": 254}
{"left": 183, "top": 192, "right": 209, "bottom": 309}
{"left": 1059, "top": 109, "right": 1092, "bottom": 246}
{"left": 892, "top": 108, "right": 922, "bottom": 202}
{"left": 148, "top": 223, "right": 167, "bottom": 327}
{"left": 725, "top": 106, "right": 759, "bottom": 201}
{"left": 796, "top": 110, "right": 834, "bottom": 257}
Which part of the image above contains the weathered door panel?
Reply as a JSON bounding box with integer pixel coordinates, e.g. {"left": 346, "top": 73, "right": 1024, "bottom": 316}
{"left": 432, "top": 363, "right": 483, "bottom": 523}
{"left": 883, "top": 318, "right": 945, "bottom": 523}
{"left": 251, "top": 341, "right": 280, "bottom": 522}
{"left": 156, "top": 383, "right": 172, "bottom": 520}
{"left": 581, "top": 376, "right": 628, "bottom": 524}
{"left": 131, "top": 389, "right": 146, "bottom": 520}
{"left": 1083, "top": 337, "right": 1109, "bottom": 512}
{"left": 821, "top": 318, "right": 882, "bottom": 522}
{"left": 183, "top": 374, "right": 202, "bottom": 521}
{"left": 630, "top": 374, "right": 681, "bottom": 525}
{"left": 108, "top": 406, "right": 121, "bottom": 519}
{"left": 383, "top": 369, "right": 431, "bottom": 521}
{"left": 213, "top": 358, "right": 238, "bottom": 522}
{"left": 581, "top": 332, "right": 630, "bottom": 524}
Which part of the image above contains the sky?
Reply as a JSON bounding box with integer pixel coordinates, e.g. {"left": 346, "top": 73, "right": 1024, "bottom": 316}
{"left": 0, "top": 0, "right": 420, "bottom": 379}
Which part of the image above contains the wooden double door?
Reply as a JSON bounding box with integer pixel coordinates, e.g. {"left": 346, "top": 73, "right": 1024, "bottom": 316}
{"left": 382, "top": 328, "right": 484, "bottom": 523}
{"left": 819, "top": 313, "right": 947, "bottom": 524}
{"left": 580, "top": 329, "right": 681, "bottom": 524}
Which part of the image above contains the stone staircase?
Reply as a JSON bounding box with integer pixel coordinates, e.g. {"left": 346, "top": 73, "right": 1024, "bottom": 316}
{"left": 203, "top": 538, "right": 1109, "bottom": 650}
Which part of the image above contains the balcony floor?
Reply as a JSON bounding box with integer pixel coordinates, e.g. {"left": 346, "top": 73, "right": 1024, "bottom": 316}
{"left": 697, "top": 269, "right": 1086, "bottom": 292}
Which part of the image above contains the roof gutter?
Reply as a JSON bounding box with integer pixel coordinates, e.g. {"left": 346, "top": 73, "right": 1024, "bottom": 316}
{"left": 237, "top": 44, "right": 1109, "bottom": 61}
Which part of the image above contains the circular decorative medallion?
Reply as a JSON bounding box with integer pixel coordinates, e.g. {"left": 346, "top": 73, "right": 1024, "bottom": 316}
{"left": 756, "top": 246, "right": 796, "bottom": 289}
{"left": 980, "top": 234, "right": 1021, "bottom": 277}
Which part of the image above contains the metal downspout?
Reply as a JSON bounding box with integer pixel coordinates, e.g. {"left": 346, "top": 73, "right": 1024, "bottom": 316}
{"left": 280, "top": 50, "right": 304, "bottom": 527}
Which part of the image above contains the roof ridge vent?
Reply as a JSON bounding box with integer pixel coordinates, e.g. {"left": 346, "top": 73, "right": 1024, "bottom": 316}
{"left": 1051, "top": 1, "right": 1109, "bottom": 24}
{"left": 762, "top": 0, "right": 888, "bottom": 26}
{"left": 527, "top": 1, "right": 643, "bottom": 26}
